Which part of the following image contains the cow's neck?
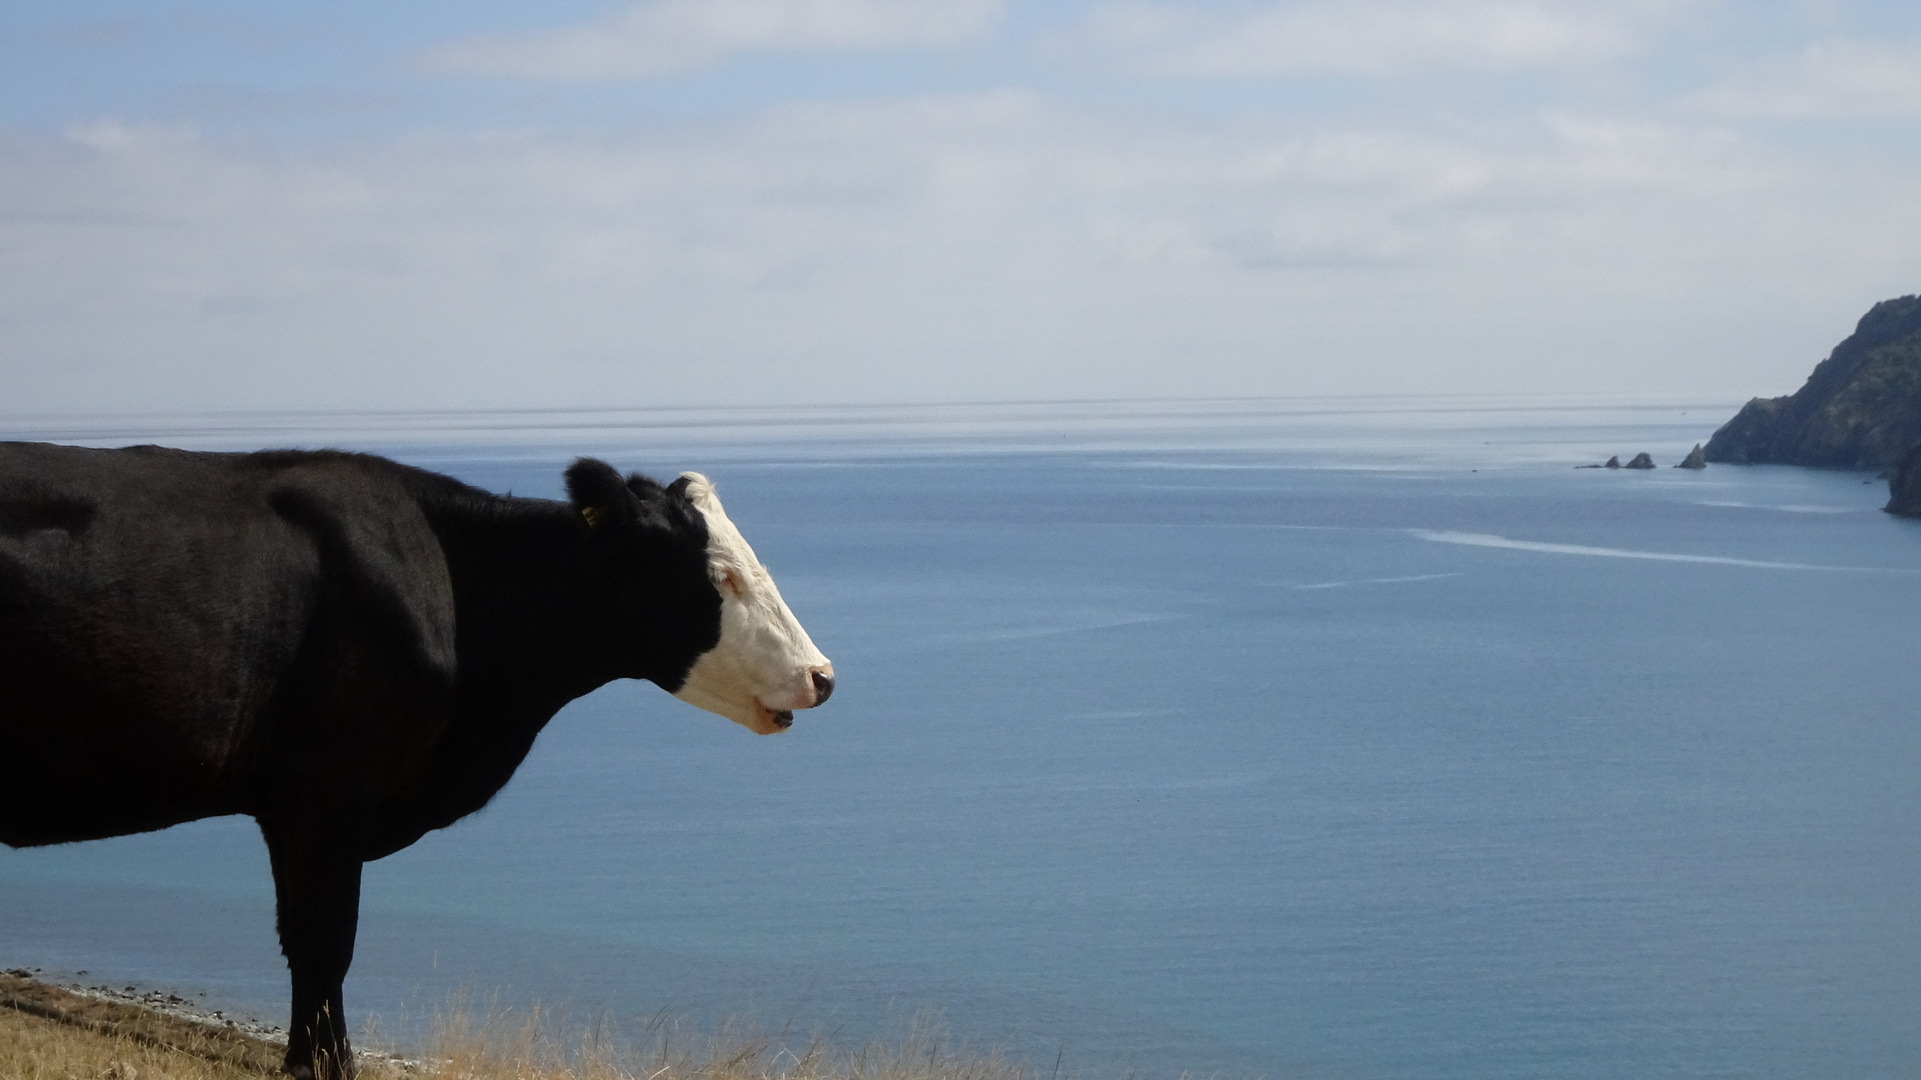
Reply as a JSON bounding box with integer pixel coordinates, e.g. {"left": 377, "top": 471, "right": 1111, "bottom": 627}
{"left": 432, "top": 498, "right": 621, "bottom": 719}
{"left": 355, "top": 492, "right": 633, "bottom": 854}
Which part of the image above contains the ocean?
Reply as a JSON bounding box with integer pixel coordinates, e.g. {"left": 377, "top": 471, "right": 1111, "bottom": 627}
{"left": 3, "top": 397, "right": 1917, "bottom": 1079}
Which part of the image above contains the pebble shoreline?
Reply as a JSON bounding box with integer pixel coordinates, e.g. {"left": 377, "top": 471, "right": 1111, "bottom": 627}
{"left": 3, "top": 966, "right": 418, "bottom": 1070}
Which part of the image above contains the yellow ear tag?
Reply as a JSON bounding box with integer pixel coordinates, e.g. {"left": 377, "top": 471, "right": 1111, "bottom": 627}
{"left": 581, "top": 506, "right": 601, "bottom": 528}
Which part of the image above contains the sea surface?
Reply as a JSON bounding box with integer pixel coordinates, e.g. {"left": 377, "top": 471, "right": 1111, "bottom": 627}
{"left": 3, "top": 397, "right": 1918, "bottom": 1080}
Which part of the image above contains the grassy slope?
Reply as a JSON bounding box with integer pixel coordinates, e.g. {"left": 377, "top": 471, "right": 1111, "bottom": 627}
{"left": 0, "top": 973, "right": 283, "bottom": 1079}
{"left": 0, "top": 973, "right": 1036, "bottom": 1080}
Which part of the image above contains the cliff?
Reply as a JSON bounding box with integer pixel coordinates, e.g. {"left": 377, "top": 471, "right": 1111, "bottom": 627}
{"left": 1705, "top": 295, "right": 1921, "bottom": 470}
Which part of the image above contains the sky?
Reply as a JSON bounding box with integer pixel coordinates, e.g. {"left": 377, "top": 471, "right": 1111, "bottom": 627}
{"left": 3, "top": 0, "right": 1920, "bottom": 412}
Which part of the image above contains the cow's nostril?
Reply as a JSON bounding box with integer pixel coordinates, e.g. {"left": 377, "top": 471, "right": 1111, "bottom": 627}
{"left": 810, "top": 669, "right": 835, "bottom": 706}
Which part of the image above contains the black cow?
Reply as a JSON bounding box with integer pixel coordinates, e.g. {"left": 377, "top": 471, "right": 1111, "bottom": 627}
{"left": 0, "top": 442, "right": 833, "bottom": 1078}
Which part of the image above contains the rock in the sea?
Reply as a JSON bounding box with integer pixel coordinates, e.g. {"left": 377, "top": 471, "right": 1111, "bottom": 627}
{"left": 1705, "top": 294, "right": 1921, "bottom": 469}
{"left": 1675, "top": 443, "right": 1706, "bottom": 469}
{"left": 1886, "top": 439, "right": 1921, "bottom": 517}
{"left": 1604, "top": 455, "right": 1621, "bottom": 469}
{"left": 1625, "top": 452, "right": 1656, "bottom": 469}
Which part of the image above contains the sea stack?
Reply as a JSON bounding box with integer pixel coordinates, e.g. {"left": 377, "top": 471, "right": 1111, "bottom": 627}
{"left": 1676, "top": 444, "right": 1706, "bottom": 469}
{"left": 1886, "top": 440, "right": 1921, "bottom": 517}
{"left": 1604, "top": 455, "right": 1622, "bottom": 469}
{"left": 1625, "top": 453, "right": 1656, "bottom": 469}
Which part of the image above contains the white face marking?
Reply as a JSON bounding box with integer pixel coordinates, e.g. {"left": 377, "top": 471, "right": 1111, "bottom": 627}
{"left": 671, "top": 473, "right": 833, "bottom": 735}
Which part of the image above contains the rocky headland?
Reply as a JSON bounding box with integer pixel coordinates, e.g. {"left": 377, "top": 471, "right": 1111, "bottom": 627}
{"left": 1705, "top": 294, "right": 1921, "bottom": 471}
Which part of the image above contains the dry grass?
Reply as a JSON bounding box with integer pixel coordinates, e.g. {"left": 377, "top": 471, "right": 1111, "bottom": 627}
{"left": 0, "top": 974, "right": 1034, "bottom": 1080}
{"left": 0, "top": 973, "right": 284, "bottom": 1079}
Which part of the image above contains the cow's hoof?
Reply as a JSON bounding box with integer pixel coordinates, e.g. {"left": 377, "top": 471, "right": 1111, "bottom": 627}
{"left": 284, "top": 1054, "right": 355, "bottom": 1079}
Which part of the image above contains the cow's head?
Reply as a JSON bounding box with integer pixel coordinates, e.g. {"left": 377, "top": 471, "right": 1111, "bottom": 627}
{"left": 566, "top": 459, "right": 832, "bottom": 735}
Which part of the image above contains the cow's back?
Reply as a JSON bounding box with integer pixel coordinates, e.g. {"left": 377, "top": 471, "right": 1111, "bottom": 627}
{"left": 0, "top": 443, "right": 457, "bottom": 846}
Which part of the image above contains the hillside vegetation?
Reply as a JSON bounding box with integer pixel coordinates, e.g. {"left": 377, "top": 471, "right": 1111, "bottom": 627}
{"left": 1706, "top": 294, "right": 1921, "bottom": 470}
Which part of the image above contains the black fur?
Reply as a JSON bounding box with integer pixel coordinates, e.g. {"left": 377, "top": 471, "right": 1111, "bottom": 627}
{"left": 0, "top": 442, "right": 723, "bottom": 1079}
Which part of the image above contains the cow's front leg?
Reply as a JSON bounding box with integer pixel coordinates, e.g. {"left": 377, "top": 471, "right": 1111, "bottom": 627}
{"left": 260, "top": 817, "right": 364, "bottom": 1080}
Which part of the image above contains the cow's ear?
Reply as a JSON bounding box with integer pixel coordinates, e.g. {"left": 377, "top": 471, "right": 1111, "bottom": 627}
{"left": 565, "top": 458, "right": 638, "bottom": 530}
{"left": 626, "top": 473, "right": 666, "bottom": 502}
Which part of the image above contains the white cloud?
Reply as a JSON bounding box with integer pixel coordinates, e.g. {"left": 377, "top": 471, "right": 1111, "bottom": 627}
{"left": 419, "top": 0, "right": 1004, "bottom": 78}
{"left": 2, "top": 95, "right": 1917, "bottom": 412}
{"left": 1687, "top": 38, "right": 1921, "bottom": 119}
{"left": 1079, "top": 0, "right": 1682, "bottom": 77}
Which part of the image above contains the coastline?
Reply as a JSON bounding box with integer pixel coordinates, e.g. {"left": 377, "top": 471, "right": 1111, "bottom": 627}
{"left": 3, "top": 966, "right": 286, "bottom": 1044}
{"left": 1, "top": 967, "right": 1032, "bottom": 1080}
{"left": 0, "top": 969, "right": 434, "bottom": 1076}
{"left": 1, "top": 968, "right": 289, "bottom": 1076}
